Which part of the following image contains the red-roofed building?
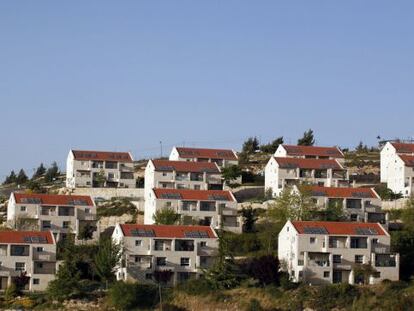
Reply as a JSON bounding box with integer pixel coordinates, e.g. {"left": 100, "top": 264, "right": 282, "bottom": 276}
{"left": 294, "top": 185, "right": 387, "bottom": 225}
{"left": 112, "top": 223, "right": 218, "bottom": 285}
{"left": 380, "top": 141, "right": 414, "bottom": 196}
{"left": 144, "top": 160, "right": 223, "bottom": 200}
{"left": 0, "top": 230, "right": 57, "bottom": 291}
{"left": 275, "top": 144, "right": 344, "bottom": 161}
{"left": 278, "top": 220, "right": 399, "bottom": 285}
{"left": 169, "top": 146, "right": 238, "bottom": 168}
{"left": 7, "top": 192, "right": 98, "bottom": 242}
{"left": 265, "top": 156, "right": 348, "bottom": 197}
{"left": 144, "top": 188, "right": 241, "bottom": 233}
{"left": 66, "top": 149, "right": 135, "bottom": 189}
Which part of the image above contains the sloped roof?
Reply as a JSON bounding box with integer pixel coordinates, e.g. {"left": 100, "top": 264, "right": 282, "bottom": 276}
{"left": 398, "top": 154, "right": 414, "bottom": 167}
{"left": 175, "top": 147, "right": 237, "bottom": 160}
{"left": 13, "top": 193, "right": 94, "bottom": 206}
{"left": 305, "top": 185, "right": 378, "bottom": 199}
{"left": 153, "top": 188, "right": 235, "bottom": 201}
{"left": 273, "top": 157, "right": 343, "bottom": 170}
{"left": 291, "top": 221, "right": 387, "bottom": 236}
{"left": 0, "top": 231, "right": 54, "bottom": 244}
{"left": 152, "top": 160, "right": 220, "bottom": 173}
{"left": 72, "top": 150, "right": 133, "bottom": 162}
{"left": 390, "top": 142, "right": 414, "bottom": 154}
{"left": 119, "top": 224, "right": 216, "bottom": 238}
{"left": 281, "top": 145, "right": 344, "bottom": 158}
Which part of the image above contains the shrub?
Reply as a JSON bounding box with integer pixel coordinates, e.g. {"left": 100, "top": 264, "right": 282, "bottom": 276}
{"left": 176, "top": 278, "right": 213, "bottom": 296}
{"left": 245, "top": 298, "right": 263, "bottom": 311}
{"left": 107, "top": 281, "right": 157, "bottom": 311}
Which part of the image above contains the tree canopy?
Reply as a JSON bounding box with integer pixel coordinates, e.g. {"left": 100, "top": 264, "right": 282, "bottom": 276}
{"left": 297, "top": 129, "right": 315, "bottom": 146}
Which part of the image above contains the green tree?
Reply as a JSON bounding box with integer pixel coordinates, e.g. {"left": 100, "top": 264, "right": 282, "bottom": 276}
{"left": 297, "top": 129, "right": 315, "bottom": 146}
{"left": 3, "top": 170, "right": 17, "bottom": 184}
{"left": 204, "top": 231, "right": 241, "bottom": 289}
{"left": 242, "top": 137, "right": 260, "bottom": 154}
{"left": 107, "top": 281, "right": 157, "bottom": 311}
{"left": 45, "top": 161, "right": 60, "bottom": 182}
{"left": 401, "top": 197, "right": 414, "bottom": 229}
{"left": 16, "top": 169, "right": 28, "bottom": 184}
{"left": 26, "top": 180, "right": 46, "bottom": 193}
{"left": 268, "top": 186, "right": 317, "bottom": 222}
{"left": 47, "top": 259, "right": 81, "bottom": 301}
{"left": 259, "top": 136, "right": 284, "bottom": 153}
{"left": 221, "top": 165, "right": 242, "bottom": 183}
{"left": 353, "top": 263, "right": 378, "bottom": 285}
{"left": 246, "top": 255, "right": 281, "bottom": 286}
{"left": 240, "top": 206, "right": 259, "bottom": 233}
{"left": 321, "top": 200, "right": 345, "bottom": 221}
{"left": 94, "top": 237, "right": 123, "bottom": 287}
{"left": 93, "top": 169, "right": 106, "bottom": 187}
{"left": 33, "top": 163, "right": 46, "bottom": 179}
{"left": 153, "top": 207, "right": 180, "bottom": 225}
{"left": 78, "top": 222, "right": 96, "bottom": 241}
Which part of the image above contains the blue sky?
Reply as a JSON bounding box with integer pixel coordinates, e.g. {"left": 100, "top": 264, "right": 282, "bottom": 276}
{"left": 1, "top": 1, "right": 414, "bottom": 180}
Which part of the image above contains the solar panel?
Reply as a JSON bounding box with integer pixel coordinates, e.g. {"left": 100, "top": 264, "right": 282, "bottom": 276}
{"left": 68, "top": 199, "right": 89, "bottom": 206}
{"left": 130, "top": 229, "right": 155, "bottom": 237}
{"left": 303, "top": 227, "right": 328, "bottom": 234}
{"left": 22, "top": 236, "right": 48, "bottom": 244}
{"left": 157, "top": 166, "right": 174, "bottom": 171}
{"left": 160, "top": 193, "right": 182, "bottom": 200}
{"left": 312, "top": 191, "right": 327, "bottom": 197}
{"left": 208, "top": 195, "right": 228, "bottom": 201}
{"left": 184, "top": 231, "right": 209, "bottom": 238}
{"left": 216, "top": 151, "right": 233, "bottom": 157}
{"left": 21, "top": 198, "right": 42, "bottom": 204}
{"left": 351, "top": 192, "right": 371, "bottom": 198}
{"left": 355, "top": 227, "right": 378, "bottom": 235}
{"left": 202, "top": 168, "right": 218, "bottom": 173}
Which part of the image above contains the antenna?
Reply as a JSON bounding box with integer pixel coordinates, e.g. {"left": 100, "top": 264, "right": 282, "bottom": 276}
{"left": 159, "top": 141, "right": 163, "bottom": 158}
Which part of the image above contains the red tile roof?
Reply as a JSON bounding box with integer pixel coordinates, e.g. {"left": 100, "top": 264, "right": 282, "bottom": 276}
{"left": 153, "top": 188, "right": 235, "bottom": 201}
{"left": 152, "top": 160, "right": 220, "bottom": 173}
{"left": 304, "top": 186, "right": 378, "bottom": 199}
{"left": 0, "top": 231, "right": 54, "bottom": 244}
{"left": 175, "top": 147, "right": 238, "bottom": 160}
{"left": 291, "top": 221, "right": 387, "bottom": 236}
{"left": 119, "top": 224, "right": 216, "bottom": 238}
{"left": 390, "top": 142, "right": 414, "bottom": 154}
{"left": 13, "top": 193, "right": 94, "bottom": 206}
{"left": 282, "top": 145, "right": 344, "bottom": 158}
{"left": 273, "top": 157, "right": 343, "bottom": 170}
{"left": 72, "top": 150, "right": 133, "bottom": 162}
{"left": 398, "top": 154, "right": 414, "bottom": 167}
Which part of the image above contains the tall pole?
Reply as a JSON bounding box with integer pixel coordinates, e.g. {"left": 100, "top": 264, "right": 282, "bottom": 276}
{"left": 160, "top": 141, "right": 163, "bottom": 158}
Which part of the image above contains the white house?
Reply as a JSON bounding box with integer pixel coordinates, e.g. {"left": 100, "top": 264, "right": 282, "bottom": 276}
{"left": 0, "top": 231, "right": 57, "bottom": 291}
{"left": 66, "top": 149, "right": 135, "bottom": 189}
{"left": 169, "top": 147, "right": 238, "bottom": 168}
{"left": 274, "top": 144, "right": 344, "bottom": 164}
{"left": 380, "top": 142, "right": 414, "bottom": 196}
{"left": 144, "top": 160, "right": 223, "bottom": 200}
{"left": 294, "top": 185, "right": 388, "bottom": 225}
{"left": 7, "top": 193, "right": 98, "bottom": 242}
{"left": 112, "top": 224, "right": 218, "bottom": 285}
{"left": 144, "top": 188, "right": 241, "bottom": 233}
{"left": 265, "top": 157, "right": 348, "bottom": 197}
{"left": 278, "top": 220, "right": 399, "bottom": 285}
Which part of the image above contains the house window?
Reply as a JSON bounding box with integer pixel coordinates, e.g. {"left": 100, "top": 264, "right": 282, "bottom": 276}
{"left": 15, "top": 262, "right": 25, "bottom": 271}
{"left": 372, "top": 238, "right": 378, "bottom": 245}
{"left": 36, "top": 247, "right": 44, "bottom": 252}
{"left": 33, "top": 278, "right": 40, "bottom": 285}
{"left": 333, "top": 255, "right": 342, "bottom": 264}
{"left": 165, "top": 202, "right": 172, "bottom": 207}
{"left": 156, "top": 257, "right": 167, "bottom": 266}
{"left": 355, "top": 255, "right": 363, "bottom": 264}
{"left": 310, "top": 237, "right": 316, "bottom": 244}
{"left": 145, "top": 273, "right": 153, "bottom": 280}
{"left": 20, "top": 206, "right": 26, "bottom": 212}
{"left": 200, "top": 241, "right": 207, "bottom": 247}
{"left": 134, "top": 256, "right": 142, "bottom": 263}
{"left": 324, "top": 271, "right": 330, "bottom": 278}
{"left": 42, "top": 221, "right": 51, "bottom": 229}
{"left": 37, "top": 262, "right": 43, "bottom": 269}
{"left": 135, "top": 240, "right": 142, "bottom": 247}
{"left": 85, "top": 208, "right": 90, "bottom": 214}
{"left": 373, "top": 272, "right": 381, "bottom": 278}
{"left": 194, "top": 185, "right": 201, "bottom": 190}
{"left": 180, "top": 258, "right": 190, "bottom": 267}
{"left": 63, "top": 221, "right": 71, "bottom": 229}
{"left": 162, "top": 172, "right": 167, "bottom": 176}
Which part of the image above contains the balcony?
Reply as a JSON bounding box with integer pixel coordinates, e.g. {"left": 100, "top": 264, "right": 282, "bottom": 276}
{"left": 200, "top": 202, "right": 216, "bottom": 212}
{"left": 33, "top": 253, "right": 56, "bottom": 261}
{"left": 120, "top": 165, "right": 134, "bottom": 172}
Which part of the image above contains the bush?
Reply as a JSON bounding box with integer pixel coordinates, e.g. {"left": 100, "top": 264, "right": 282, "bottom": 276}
{"left": 107, "top": 281, "right": 157, "bottom": 311}
{"left": 245, "top": 298, "right": 263, "bottom": 311}
{"left": 176, "top": 278, "right": 213, "bottom": 296}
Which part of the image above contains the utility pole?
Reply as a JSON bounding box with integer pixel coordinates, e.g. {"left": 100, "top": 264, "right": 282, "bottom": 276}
{"left": 160, "top": 141, "right": 163, "bottom": 158}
